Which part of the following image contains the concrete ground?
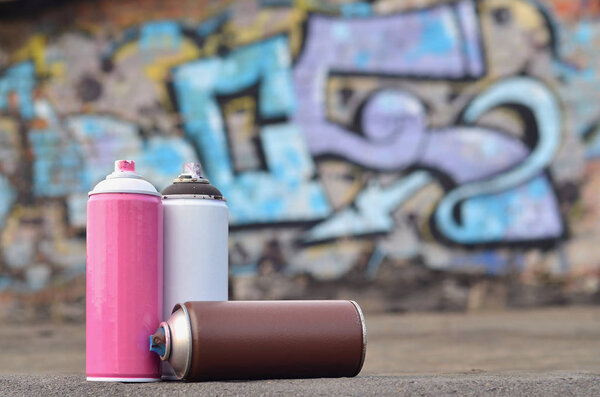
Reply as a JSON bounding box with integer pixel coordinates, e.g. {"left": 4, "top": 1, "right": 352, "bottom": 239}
{"left": 1, "top": 307, "right": 599, "bottom": 395}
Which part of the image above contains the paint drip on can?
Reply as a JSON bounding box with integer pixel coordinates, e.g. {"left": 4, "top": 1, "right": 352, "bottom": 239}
{"left": 161, "top": 162, "right": 228, "bottom": 379}
{"left": 150, "top": 300, "right": 367, "bottom": 381}
{"left": 86, "top": 160, "right": 163, "bottom": 382}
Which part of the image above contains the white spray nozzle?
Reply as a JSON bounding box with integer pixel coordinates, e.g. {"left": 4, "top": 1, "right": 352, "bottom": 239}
{"left": 182, "top": 162, "right": 203, "bottom": 179}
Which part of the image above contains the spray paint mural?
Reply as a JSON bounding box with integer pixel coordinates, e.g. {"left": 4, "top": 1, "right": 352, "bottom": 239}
{"left": 0, "top": 0, "right": 599, "bottom": 314}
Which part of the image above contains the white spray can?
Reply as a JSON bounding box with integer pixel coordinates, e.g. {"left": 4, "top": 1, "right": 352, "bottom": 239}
{"left": 161, "top": 162, "right": 228, "bottom": 379}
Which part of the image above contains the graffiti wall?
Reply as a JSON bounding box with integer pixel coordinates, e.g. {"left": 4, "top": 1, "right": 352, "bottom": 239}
{"left": 1, "top": 0, "right": 600, "bottom": 318}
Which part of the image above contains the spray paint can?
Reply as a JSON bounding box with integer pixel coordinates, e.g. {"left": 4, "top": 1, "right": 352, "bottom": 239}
{"left": 86, "top": 160, "right": 163, "bottom": 382}
{"left": 150, "top": 300, "right": 367, "bottom": 381}
{"left": 161, "top": 162, "right": 228, "bottom": 379}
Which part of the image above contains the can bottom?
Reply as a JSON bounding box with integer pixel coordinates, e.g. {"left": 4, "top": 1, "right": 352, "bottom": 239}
{"left": 86, "top": 376, "right": 161, "bottom": 383}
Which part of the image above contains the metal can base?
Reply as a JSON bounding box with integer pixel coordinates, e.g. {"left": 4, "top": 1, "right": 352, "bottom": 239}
{"left": 86, "top": 376, "right": 161, "bottom": 383}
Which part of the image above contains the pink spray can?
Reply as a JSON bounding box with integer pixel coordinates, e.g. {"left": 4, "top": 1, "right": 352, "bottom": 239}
{"left": 86, "top": 160, "right": 163, "bottom": 382}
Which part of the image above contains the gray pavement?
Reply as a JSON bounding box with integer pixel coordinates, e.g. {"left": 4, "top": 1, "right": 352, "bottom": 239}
{"left": 1, "top": 307, "right": 600, "bottom": 395}
{"left": 2, "top": 373, "right": 600, "bottom": 396}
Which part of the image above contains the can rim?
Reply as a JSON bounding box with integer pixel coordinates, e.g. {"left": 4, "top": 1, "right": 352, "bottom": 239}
{"left": 180, "top": 303, "right": 193, "bottom": 380}
{"left": 159, "top": 321, "right": 171, "bottom": 361}
{"left": 349, "top": 300, "right": 367, "bottom": 376}
{"left": 162, "top": 194, "right": 227, "bottom": 201}
{"left": 88, "top": 190, "right": 162, "bottom": 197}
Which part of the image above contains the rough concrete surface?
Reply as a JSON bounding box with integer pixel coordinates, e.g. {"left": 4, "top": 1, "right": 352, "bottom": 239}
{"left": 1, "top": 307, "right": 599, "bottom": 395}
{"left": 2, "top": 373, "right": 600, "bottom": 397}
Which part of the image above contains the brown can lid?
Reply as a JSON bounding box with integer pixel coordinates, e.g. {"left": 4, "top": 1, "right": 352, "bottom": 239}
{"left": 161, "top": 162, "right": 225, "bottom": 200}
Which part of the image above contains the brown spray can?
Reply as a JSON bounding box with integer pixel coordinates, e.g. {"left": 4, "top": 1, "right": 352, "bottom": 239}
{"left": 150, "top": 300, "right": 367, "bottom": 381}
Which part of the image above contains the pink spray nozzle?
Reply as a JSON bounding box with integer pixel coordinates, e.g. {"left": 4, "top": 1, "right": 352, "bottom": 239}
{"left": 115, "top": 160, "right": 136, "bottom": 172}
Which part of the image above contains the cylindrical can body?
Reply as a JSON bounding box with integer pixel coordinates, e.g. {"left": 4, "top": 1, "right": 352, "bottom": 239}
{"left": 159, "top": 300, "right": 366, "bottom": 381}
{"left": 160, "top": 161, "right": 229, "bottom": 379}
{"left": 162, "top": 199, "right": 228, "bottom": 319}
{"left": 86, "top": 193, "right": 163, "bottom": 381}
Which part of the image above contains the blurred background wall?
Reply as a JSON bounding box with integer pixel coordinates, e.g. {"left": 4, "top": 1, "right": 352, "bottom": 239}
{"left": 0, "top": 0, "right": 599, "bottom": 321}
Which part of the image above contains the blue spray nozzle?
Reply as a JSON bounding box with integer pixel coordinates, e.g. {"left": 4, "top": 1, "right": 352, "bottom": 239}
{"left": 149, "top": 326, "right": 166, "bottom": 357}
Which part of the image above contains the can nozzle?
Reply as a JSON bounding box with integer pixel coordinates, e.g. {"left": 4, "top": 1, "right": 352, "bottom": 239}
{"left": 172, "top": 162, "right": 209, "bottom": 183}
{"left": 105, "top": 159, "right": 144, "bottom": 181}
{"left": 149, "top": 326, "right": 166, "bottom": 358}
{"left": 182, "top": 162, "right": 203, "bottom": 178}
{"left": 115, "top": 160, "right": 135, "bottom": 172}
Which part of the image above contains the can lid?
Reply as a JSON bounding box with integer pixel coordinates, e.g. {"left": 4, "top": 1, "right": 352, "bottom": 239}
{"left": 88, "top": 160, "right": 161, "bottom": 196}
{"left": 161, "top": 162, "right": 225, "bottom": 200}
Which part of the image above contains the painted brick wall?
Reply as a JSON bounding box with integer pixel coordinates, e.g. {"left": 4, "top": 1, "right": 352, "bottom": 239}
{"left": 0, "top": 0, "right": 599, "bottom": 319}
